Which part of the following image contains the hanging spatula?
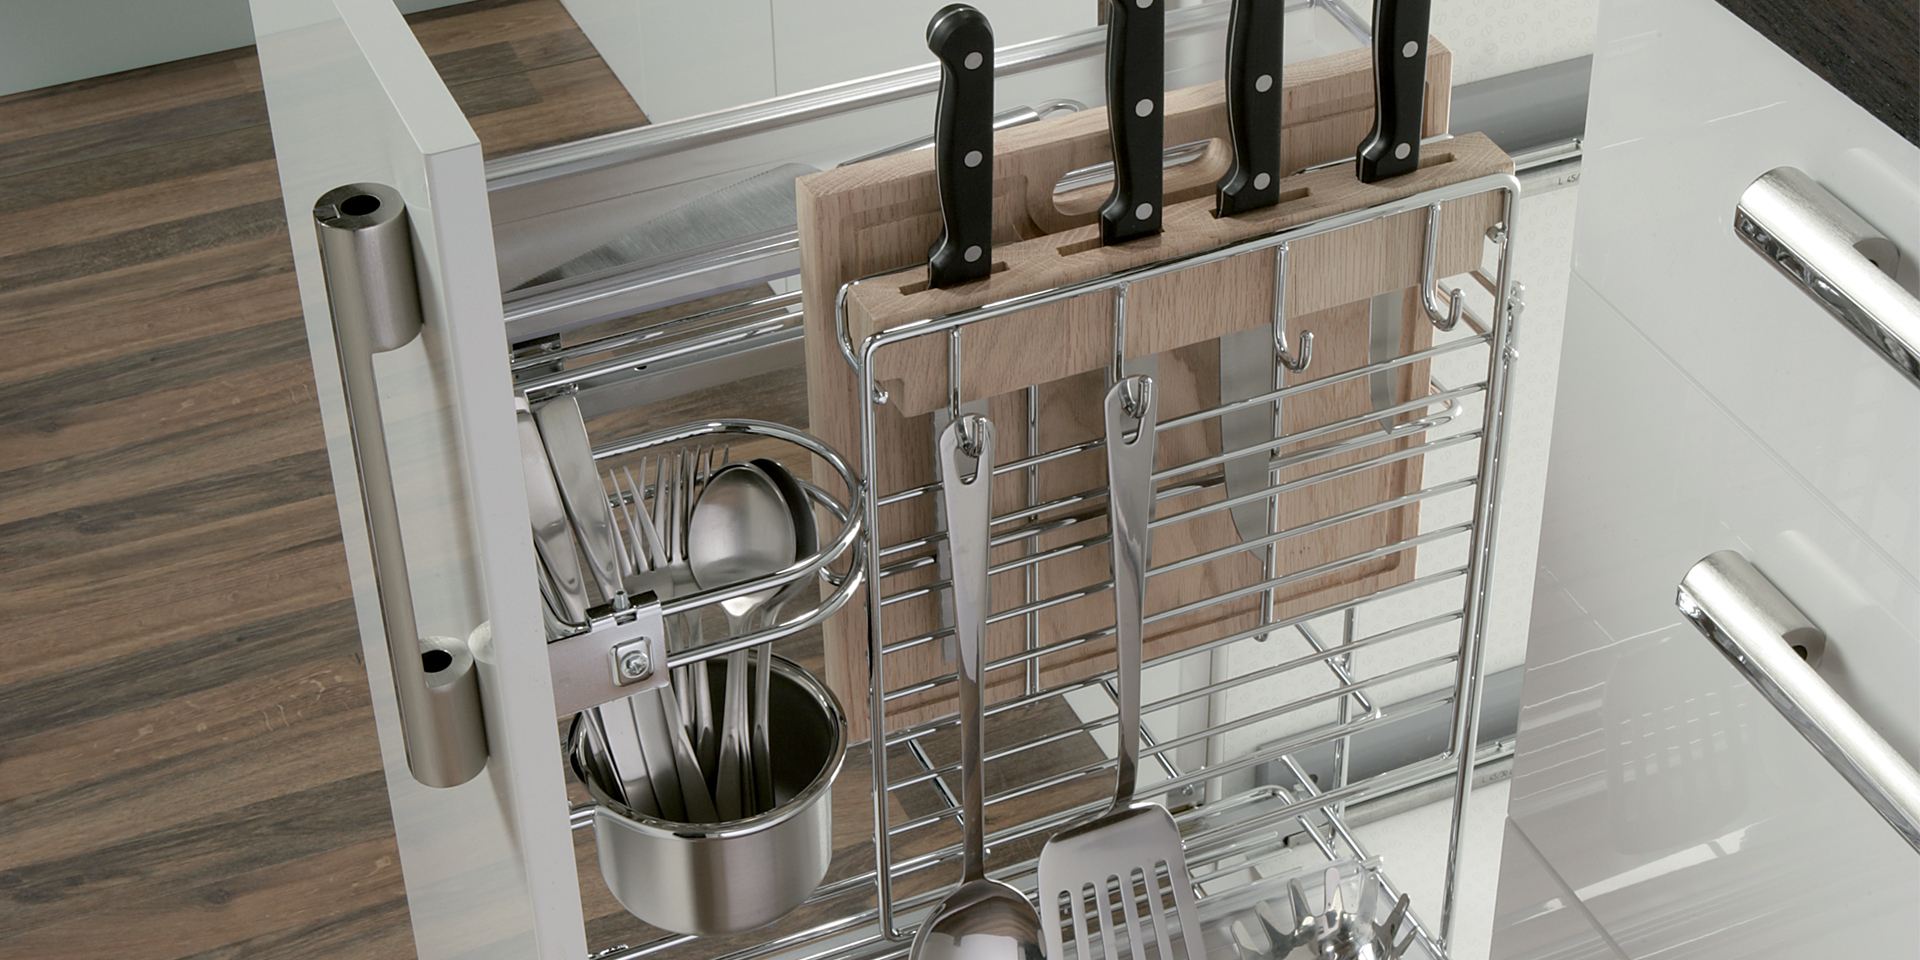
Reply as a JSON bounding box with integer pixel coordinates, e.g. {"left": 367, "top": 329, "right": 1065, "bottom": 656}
{"left": 1037, "top": 376, "right": 1202, "bottom": 960}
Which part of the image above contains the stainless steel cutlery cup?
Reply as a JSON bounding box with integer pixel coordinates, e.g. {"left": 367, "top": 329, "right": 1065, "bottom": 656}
{"left": 570, "top": 655, "right": 847, "bottom": 936}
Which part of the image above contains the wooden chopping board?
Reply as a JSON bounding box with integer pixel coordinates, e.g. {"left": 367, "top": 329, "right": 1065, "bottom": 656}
{"left": 799, "top": 39, "right": 1514, "bottom": 736}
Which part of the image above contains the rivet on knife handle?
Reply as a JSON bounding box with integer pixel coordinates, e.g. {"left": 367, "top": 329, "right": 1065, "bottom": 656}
{"left": 1101, "top": 0, "right": 1164, "bottom": 245}
{"left": 1355, "top": 0, "right": 1430, "bottom": 183}
{"left": 1215, "top": 0, "right": 1284, "bottom": 216}
{"left": 927, "top": 4, "right": 995, "bottom": 288}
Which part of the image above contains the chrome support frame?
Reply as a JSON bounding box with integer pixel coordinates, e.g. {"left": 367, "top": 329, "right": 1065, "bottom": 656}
{"left": 840, "top": 173, "right": 1523, "bottom": 955}
{"left": 523, "top": 121, "right": 1525, "bottom": 960}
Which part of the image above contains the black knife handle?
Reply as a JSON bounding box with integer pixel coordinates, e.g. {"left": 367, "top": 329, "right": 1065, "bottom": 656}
{"left": 1216, "top": 0, "right": 1284, "bottom": 217}
{"left": 927, "top": 4, "right": 995, "bottom": 288}
{"left": 1101, "top": 0, "right": 1164, "bottom": 245}
{"left": 1356, "top": 0, "right": 1431, "bottom": 183}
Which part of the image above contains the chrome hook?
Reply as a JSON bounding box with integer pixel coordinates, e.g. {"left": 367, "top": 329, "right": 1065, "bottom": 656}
{"left": 1421, "top": 203, "right": 1466, "bottom": 332}
{"left": 1272, "top": 242, "right": 1313, "bottom": 373}
{"left": 1278, "top": 328, "right": 1313, "bottom": 372}
{"left": 953, "top": 411, "right": 989, "bottom": 461}
{"left": 1118, "top": 374, "right": 1155, "bottom": 421}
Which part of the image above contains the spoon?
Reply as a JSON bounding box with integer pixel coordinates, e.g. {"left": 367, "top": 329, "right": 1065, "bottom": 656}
{"left": 687, "top": 462, "right": 795, "bottom": 820}
{"left": 749, "top": 457, "right": 816, "bottom": 812}
{"left": 910, "top": 415, "right": 1044, "bottom": 960}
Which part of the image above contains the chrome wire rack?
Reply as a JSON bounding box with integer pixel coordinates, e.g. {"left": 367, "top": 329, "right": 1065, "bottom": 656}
{"left": 563, "top": 171, "right": 1522, "bottom": 960}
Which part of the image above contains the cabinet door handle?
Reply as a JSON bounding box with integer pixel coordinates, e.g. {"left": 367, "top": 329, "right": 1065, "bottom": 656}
{"left": 1677, "top": 550, "right": 1920, "bottom": 851}
{"left": 1736, "top": 166, "right": 1920, "bottom": 389}
{"left": 315, "top": 183, "right": 490, "bottom": 788}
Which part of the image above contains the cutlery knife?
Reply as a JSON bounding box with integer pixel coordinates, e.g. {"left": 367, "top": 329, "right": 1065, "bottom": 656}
{"left": 927, "top": 4, "right": 995, "bottom": 288}
{"left": 1215, "top": 0, "right": 1284, "bottom": 217}
{"left": 1217, "top": 0, "right": 1286, "bottom": 555}
{"left": 1356, "top": 0, "right": 1431, "bottom": 183}
{"left": 1368, "top": 289, "right": 1402, "bottom": 429}
{"left": 1220, "top": 325, "right": 1277, "bottom": 556}
{"left": 1101, "top": 0, "right": 1164, "bottom": 245}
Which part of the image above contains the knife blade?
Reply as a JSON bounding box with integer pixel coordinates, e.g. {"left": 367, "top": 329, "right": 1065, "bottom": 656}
{"left": 1356, "top": 0, "right": 1431, "bottom": 183}
{"left": 1100, "top": 0, "right": 1164, "bottom": 245}
{"left": 1220, "top": 326, "right": 1276, "bottom": 555}
{"left": 1368, "top": 289, "right": 1402, "bottom": 428}
{"left": 1215, "top": 0, "right": 1284, "bottom": 217}
{"left": 927, "top": 4, "right": 995, "bottom": 288}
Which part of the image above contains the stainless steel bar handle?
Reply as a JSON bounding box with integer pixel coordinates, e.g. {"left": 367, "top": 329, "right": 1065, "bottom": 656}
{"left": 314, "top": 183, "right": 489, "bottom": 788}
{"left": 1735, "top": 166, "right": 1920, "bottom": 389}
{"left": 1677, "top": 550, "right": 1920, "bottom": 852}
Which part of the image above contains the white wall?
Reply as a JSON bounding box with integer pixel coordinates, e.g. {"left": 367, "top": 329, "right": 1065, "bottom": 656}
{"left": 1345, "top": 0, "right": 1601, "bottom": 84}
{"left": 562, "top": 0, "right": 1095, "bottom": 124}
{"left": 0, "top": 0, "right": 467, "bottom": 97}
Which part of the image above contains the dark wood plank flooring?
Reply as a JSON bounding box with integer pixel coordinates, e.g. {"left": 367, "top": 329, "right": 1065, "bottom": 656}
{"left": 2, "top": 4, "right": 1121, "bottom": 956}
{"left": 0, "top": 2, "right": 644, "bottom": 956}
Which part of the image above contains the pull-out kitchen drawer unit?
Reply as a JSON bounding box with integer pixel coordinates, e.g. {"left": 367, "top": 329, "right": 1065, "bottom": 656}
{"left": 250, "top": 2, "right": 1538, "bottom": 958}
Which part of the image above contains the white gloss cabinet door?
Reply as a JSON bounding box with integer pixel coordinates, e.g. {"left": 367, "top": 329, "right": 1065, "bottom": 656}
{"left": 1571, "top": 0, "right": 1920, "bottom": 571}
{"left": 250, "top": 2, "right": 584, "bottom": 958}
{"left": 1494, "top": 280, "right": 1920, "bottom": 959}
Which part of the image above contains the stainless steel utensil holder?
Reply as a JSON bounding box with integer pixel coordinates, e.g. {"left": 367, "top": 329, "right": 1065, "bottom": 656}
{"left": 541, "top": 417, "right": 868, "bottom": 721}
{"left": 538, "top": 170, "right": 1523, "bottom": 960}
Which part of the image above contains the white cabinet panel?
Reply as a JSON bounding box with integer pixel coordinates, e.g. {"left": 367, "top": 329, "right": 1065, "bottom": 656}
{"left": 1489, "top": 819, "right": 1622, "bottom": 960}
{"left": 1572, "top": 0, "right": 1920, "bottom": 574}
{"left": 767, "top": 0, "right": 1090, "bottom": 97}
{"left": 565, "top": 0, "right": 778, "bottom": 124}
{"left": 250, "top": 1, "right": 583, "bottom": 957}
{"left": 1504, "top": 278, "right": 1919, "bottom": 958}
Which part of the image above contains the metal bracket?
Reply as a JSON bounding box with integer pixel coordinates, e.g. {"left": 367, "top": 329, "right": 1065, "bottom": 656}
{"left": 548, "top": 592, "right": 670, "bottom": 718}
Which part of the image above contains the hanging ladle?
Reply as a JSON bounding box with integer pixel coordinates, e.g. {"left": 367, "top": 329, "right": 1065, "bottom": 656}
{"left": 910, "top": 415, "right": 1044, "bottom": 960}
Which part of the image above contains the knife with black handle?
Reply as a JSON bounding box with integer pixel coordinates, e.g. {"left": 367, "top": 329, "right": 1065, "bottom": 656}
{"left": 1356, "top": 0, "right": 1431, "bottom": 183}
{"left": 1101, "top": 0, "right": 1164, "bottom": 245}
{"left": 1215, "top": 0, "right": 1284, "bottom": 217}
{"left": 927, "top": 4, "right": 995, "bottom": 288}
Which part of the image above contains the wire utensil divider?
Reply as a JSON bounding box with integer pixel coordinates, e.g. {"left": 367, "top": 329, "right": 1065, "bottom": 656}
{"left": 573, "top": 171, "right": 1521, "bottom": 960}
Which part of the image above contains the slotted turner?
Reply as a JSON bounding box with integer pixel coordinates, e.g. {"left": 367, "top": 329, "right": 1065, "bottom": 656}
{"left": 1037, "top": 376, "right": 1202, "bottom": 960}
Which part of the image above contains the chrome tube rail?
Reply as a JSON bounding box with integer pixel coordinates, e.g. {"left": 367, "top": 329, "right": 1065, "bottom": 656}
{"left": 514, "top": 290, "right": 804, "bottom": 401}
{"left": 1677, "top": 551, "right": 1920, "bottom": 852}
{"left": 549, "top": 417, "right": 868, "bottom": 668}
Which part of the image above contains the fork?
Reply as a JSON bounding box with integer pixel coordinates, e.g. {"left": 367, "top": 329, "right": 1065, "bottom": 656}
{"left": 604, "top": 458, "right": 719, "bottom": 822}
{"left": 645, "top": 445, "right": 728, "bottom": 775}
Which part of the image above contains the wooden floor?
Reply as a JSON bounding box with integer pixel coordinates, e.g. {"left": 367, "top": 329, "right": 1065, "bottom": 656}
{"left": 0, "top": 2, "right": 645, "bottom": 956}
{"left": 0, "top": 3, "right": 1123, "bottom": 956}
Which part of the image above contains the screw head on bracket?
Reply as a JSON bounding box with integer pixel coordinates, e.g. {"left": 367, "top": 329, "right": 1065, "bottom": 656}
{"left": 617, "top": 645, "right": 653, "bottom": 682}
